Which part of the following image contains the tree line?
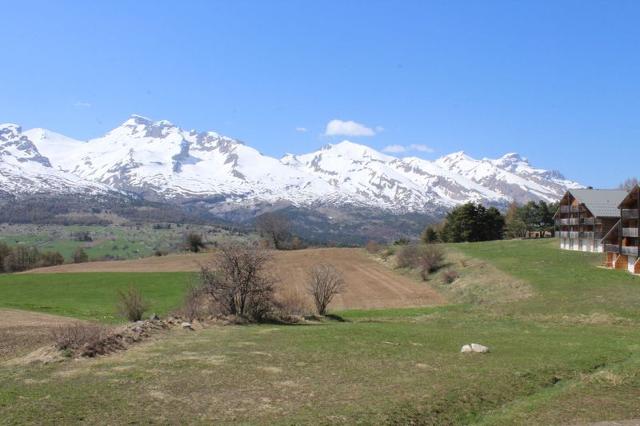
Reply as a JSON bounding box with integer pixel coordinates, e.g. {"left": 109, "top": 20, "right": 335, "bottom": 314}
{"left": 0, "top": 243, "right": 88, "bottom": 273}
{"left": 421, "top": 200, "right": 558, "bottom": 244}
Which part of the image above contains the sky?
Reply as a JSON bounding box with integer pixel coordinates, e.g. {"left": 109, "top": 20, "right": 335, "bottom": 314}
{"left": 1, "top": 0, "right": 639, "bottom": 187}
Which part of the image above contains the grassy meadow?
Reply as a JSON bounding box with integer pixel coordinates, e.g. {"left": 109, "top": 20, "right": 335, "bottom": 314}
{"left": 0, "top": 223, "right": 243, "bottom": 262}
{"left": 0, "top": 272, "right": 191, "bottom": 322}
{"left": 1, "top": 239, "right": 640, "bottom": 424}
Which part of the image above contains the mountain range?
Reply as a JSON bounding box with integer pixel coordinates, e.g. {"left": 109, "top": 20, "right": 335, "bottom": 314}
{"left": 0, "top": 115, "right": 581, "bottom": 219}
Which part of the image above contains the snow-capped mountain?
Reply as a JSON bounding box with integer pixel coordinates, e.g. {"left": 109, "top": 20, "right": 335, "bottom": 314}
{"left": 1, "top": 116, "right": 581, "bottom": 212}
{"left": 0, "top": 124, "right": 112, "bottom": 197}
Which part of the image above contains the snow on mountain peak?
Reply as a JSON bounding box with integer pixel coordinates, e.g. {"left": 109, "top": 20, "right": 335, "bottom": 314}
{"left": 0, "top": 123, "right": 22, "bottom": 141}
{"left": 110, "top": 115, "right": 178, "bottom": 139}
{"left": 4, "top": 116, "right": 581, "bottom": 211}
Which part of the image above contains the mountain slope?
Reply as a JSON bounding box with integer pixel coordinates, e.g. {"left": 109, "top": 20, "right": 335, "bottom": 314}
{"left": 0, "top": 124, "right": 112, "bottom": 197}
{"left": 3, "top": 116, "right": 581, "bottom": 212}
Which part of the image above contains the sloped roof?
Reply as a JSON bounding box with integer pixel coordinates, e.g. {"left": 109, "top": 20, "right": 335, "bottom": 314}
{"left": 569, "top": 188, "right": 629, "bottom": 217}
{"left": 617, "top": 185, "right": 640, "bottom": 208}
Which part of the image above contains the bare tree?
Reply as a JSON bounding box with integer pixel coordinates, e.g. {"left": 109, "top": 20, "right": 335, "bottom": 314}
{"left": 619, "top": 177, "right": 639, "bottom": 191}
{"left": 199, "top": 242, "right": 277, "bottom": 321}
{"left": 256, "top": 212, "right": 290, "bottom": 250}
{"left": 306, "top": 263, "right": 345, "bottom": 315}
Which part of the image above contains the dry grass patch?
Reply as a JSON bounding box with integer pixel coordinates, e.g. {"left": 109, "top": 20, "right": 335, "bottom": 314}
{"left": 434, "top": 248, "right": 533, "bottom": 305}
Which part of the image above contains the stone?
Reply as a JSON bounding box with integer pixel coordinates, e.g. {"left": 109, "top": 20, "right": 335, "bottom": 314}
{"left": 460, "top": 343, "right": 489, "bottom": 353}
{"left": 470, "top": 343, "right": 489, "bottom": 353}
{"left": 181, "top": 322, "right": 194, "bottom": 330}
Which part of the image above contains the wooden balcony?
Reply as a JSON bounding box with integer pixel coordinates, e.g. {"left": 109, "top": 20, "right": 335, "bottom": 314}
{"left": 605, "top": 244, "right": 620, "bottom": 253}
{"left": 622, "top": 227, "right": 639, "bottom": 238}
{"left": 622, "top": 209, "right": 640, "bottom": 219}
{"left": 621, "top": 246, "right": 639, "bottom": 256}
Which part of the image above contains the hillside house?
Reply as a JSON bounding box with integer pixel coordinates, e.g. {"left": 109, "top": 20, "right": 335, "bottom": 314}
{"left": 602, "top": 185, "right": 640, "bottom": 275}
{"left": 554, "top": 189, "right": 628, "bottom": 252}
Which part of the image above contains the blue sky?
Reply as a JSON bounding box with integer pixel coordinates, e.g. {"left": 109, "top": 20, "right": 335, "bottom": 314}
{"left": 1, "top": 0, "right": 638, "bottom": 187}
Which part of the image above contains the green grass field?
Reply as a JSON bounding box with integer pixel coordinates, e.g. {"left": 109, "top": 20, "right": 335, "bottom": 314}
{"left": 0, "top": 272, "right": 192, "bottom": 322}
{"left": 0, "top": 223, "right": 242, "bottom": 261}
{"left": 1, "top": 239, "right": 640, "bottom": 424}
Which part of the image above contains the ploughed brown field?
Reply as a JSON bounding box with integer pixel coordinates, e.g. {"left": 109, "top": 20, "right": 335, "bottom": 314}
{"left": 29, "top": 248, "right": 445, "bottom": 310}
{"left": 0, "top": 310, "right": 82, "bottom": 360}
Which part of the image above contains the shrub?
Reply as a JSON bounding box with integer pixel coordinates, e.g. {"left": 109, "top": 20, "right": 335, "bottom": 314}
{"left": 185, "top": 232, "right": 206, "bottom": 252}
{"left": 39, "top": 251, "right": 65, "bottom": 267}
{"left": 395, "top": 244, "right": 421, "bottom": 269}
{"left": 276, "top": 289, "right": 313, "bottom": 317}
{"left": 365, "top": 240, "right": 381, "bottom": 254}
{"left": 198, "top": 242, "right": 277, "bottom": 321}
{"left": 396, "top": 244, "right": 445, "bottom": 280}
{"left": 419, "top": 245, "right": 445, "bottom": 275}
{"left": 51, "top": 323, "right": 108, "bottom": 352}
{"left": 72, "top": 247, "right": 89, "bottom": 263}
{"left": 442, "top": 269, "right": 459, "bottom": 284}
{"left": 393, "top": 237, "right": 411, "bottom": 246}
{"left": 116, "top": 286, "right": 150, "bottom": 322}
{"left": 306, "top": 263, "right": 345, "bottom": 315}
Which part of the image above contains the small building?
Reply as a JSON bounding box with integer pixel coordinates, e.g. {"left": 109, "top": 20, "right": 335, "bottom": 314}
{"left": 554, "top": 188, "right": 628, "bottom": 253}
{"left": 602, "top": 185, "right": 640, "bottom": 274}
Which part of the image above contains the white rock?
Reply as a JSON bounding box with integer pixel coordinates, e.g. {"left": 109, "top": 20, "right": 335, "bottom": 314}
{"left": 460, "top": 343, "right": 489, "bottom": 353}
{"left": 181, "top": 322, "right": 193, "bottom": 330}
{"left": 470, "top": 343, "right": 489, "bottom": 353}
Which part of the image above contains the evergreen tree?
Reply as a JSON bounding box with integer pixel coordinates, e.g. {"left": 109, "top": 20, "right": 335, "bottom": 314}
{"left": 440, "top": 203, "right": 505, "bottom": 243}
{"left": 421, "top": 226, "right": 439, "bottom": 244}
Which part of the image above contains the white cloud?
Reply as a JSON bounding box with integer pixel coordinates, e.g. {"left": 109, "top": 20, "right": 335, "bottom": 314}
{"left": 295, "top": 127, "right": 308, "bottom": 133}
{"left": 73, "top": 101, "right": 92, "bottom": 108}
{"left": 382, "top": 144, "right": 435, "bottom": 154}
{"left": 409, "top": 144, "right": 434, "bottom": 153}
{"left": 325, "top": 119, "right": 376, "bottom": 137}
{"left": 382, "top": 144, "right": 406, "bottom": 153}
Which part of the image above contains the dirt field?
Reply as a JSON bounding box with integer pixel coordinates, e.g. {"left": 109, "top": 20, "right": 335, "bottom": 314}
{"left": 0, "top": 309, "right": 82, "bottom": 360}
{"left": 28, "top": 248, "right": 445, "bottom": 310}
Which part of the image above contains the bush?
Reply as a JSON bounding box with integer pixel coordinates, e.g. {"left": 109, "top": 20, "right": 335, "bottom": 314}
{"left": 185, "top": 232, "right": 206, "bottom": 253}
{"left": 306, "top": 263, "right": 345, "bottom": 315}
{"left": 198, "top": 242, "right": 277, "bottom": 322}
{"left": 51, "top": 323, "right": 108, "bottom": 352}
{"left": 365, "top": 241, "right": 381, "bottom": 254}
{"left": 72, "top": 247, "right": 89, "bottom": 263}
{"left": 116, "top": 286, "right": 150, "bottom": 322}
{"left": 39, "top": 251, "right": 65, "bottom": 267}
{"left": 396, "top": 244, "right": 445, "bottom": 280}
{"left": 441, "top": 269, "right": 459, "bottom": 284}
{"left": 276, "top": 288, "right": 313, "bottom": 318}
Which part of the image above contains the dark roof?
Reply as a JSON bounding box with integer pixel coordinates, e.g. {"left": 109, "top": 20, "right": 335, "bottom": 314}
{"left": 569, "top": 188, "right": 629, "bottom": 217}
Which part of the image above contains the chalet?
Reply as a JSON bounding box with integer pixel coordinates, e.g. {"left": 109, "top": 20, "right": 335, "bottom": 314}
{"left": 554, "top": 188, "right": 628, "bottom": 253}
{"left": 602, "top": 185, "right": 640, "bottom": 275}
